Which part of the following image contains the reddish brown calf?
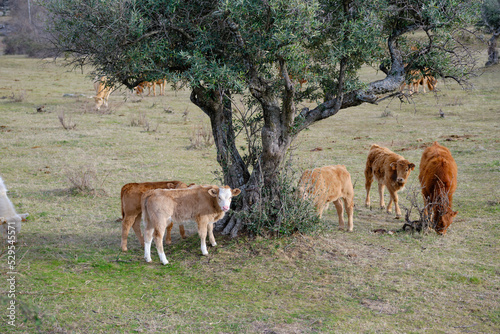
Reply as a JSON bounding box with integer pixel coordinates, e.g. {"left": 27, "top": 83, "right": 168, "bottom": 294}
{"left": 419, "top": 142, "right": 458, "bottom": 234}
{"left": 365, "top": 144, "right": 415, "bottom": 218}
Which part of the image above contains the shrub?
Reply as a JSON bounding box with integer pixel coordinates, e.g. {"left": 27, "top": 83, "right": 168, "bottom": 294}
{"left": 64, "top": 165, "right": 107, "bottom": 196}
{"left": 188, "top": 123, "right": 214, "bottom": 149}
{"left": 243, "top": 165, "right": 322, "bottom": 237}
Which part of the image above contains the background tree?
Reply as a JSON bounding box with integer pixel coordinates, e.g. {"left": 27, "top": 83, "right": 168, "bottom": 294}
{"left": 45, "top": 0, "right": 479, "bottom": 237}
{"left": 482, "top": 0, "right": 500, "bottom": 66}
{"left": 3, "top": 0, "right": 53, "bottom": 57}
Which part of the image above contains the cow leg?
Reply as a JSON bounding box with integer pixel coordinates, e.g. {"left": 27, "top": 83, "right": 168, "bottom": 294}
{"left": 207, "top": 222, "right": 217, "bottom": 247}
{"left": 143, "top": 226, "right": 154, "bottom": 263}
{"left": 179, "top": 224, "right": 186, "bottom": 239}
{"left": 388, "top": 189, "right": 401, "bottom": 218}
{"left": 422, "top": 195, "right": 430, "bottom": 221}
{"left": 317, "top": 202, "right": 326, "bottom": 218}
{"left": 364, "top": 170, "right": 373, "bottom": 207}
{"left": 333, "top": 199, "right": 345, "bottom": 231}
{"left": 121, "top": 214, "right": 138, "bottom": 252}
{"left": 132, "top": 214, "right": 144, "bottom": 247}
{"left": 153, "top": 225, "right": 168, "bottom": 265}
{"left": 378, "top": 183, "right": 386, "bottom": 210}
{"left": 344, "top": 196, "right": 354, "bottom": 232}
{"left": 196, "top": 219, "right": 209, "bottom": 255}
{"left": 165, "top": 219, "right": 174, "bottom": 245}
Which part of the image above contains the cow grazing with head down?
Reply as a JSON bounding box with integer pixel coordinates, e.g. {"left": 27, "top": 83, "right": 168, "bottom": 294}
{"left": 419, "top": 142, "right": 458, "bottom": 235}
{"left": 141, "top": 185, "right": 241, "bottom": 265}
{"left": 120, "top": 180, "right": 192, "bottom": 252}
{"left": 298, "top": 165, "right": 354, "bottom": 232}
{"left": 365, "top": 144, "right": 415, "bottom": 218}
{"left": 93, "top": 76, "right": 113, "bottom": 110}
{"left": 134, "top": 79, "right": 166, "bottom": 96}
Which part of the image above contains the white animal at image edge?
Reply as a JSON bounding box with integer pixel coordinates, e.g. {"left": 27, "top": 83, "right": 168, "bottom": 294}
{"left": 0, "top": 176, "right": 29, "bottom": 242}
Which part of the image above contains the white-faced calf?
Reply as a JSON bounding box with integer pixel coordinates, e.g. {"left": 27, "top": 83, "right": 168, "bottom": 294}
{"left": 141, "top": 185, "right": 241, "bottom": 265}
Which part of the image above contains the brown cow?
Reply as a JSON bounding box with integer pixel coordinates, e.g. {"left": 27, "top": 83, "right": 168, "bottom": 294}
{"left": 93, "top": 76, "right": 113, "bottom": 110}
{"left": 419, "top": 142, "right": 458, "bottom": 234}
{"left": 400, "top": 69, "right": 438, "bottom": 95}
{"left": 134, "top": 79, "right": 166, "bottom": 96}
{"left": 365, "top": 144, "right": 416, "bottom": 218}
{"left": 142, "top": 185, "right": 241, "bottom": 265}
{"left": 120, "top": 180, "right": 191, "bottom": 252}
{"left": 298, "top": 165, "right": 354, "bottom": 231}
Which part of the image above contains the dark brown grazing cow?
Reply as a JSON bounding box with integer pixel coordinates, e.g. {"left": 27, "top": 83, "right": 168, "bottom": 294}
{"left": 365, "top": 144, "right": 416, "bottom": 218}
{"left": 419, "top": 142, "right": 458, "bottom": 234}
{"left": 142, "top": 185, "right": 241, "bottom": 265}
{"left": 120, "top": 181, "right": 191, "bottom": 251}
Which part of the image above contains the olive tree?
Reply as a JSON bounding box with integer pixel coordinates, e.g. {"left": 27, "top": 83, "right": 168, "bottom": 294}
{"left": 45, "top": 0, "right": 479, "bottom": 236}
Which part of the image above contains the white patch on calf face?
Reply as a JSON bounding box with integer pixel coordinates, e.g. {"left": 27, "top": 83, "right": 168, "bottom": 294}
{"left": 217, "top": 187, "right": 233, "bottom": 212}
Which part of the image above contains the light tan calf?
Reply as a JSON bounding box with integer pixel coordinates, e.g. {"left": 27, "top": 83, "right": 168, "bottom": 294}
{"left": 93, "top": 76, "right": 113, "bottom": 110}
{"left": 142, "top": 185, "right": 241, "bottom": 265}
{"left": 298, "top": 165, "right": 354, "bottom": 231}
{"left": 120, "top": 180, "right": 191, "bottom": 251}
{"left": 365, "top": 144, "right": 415, "bottom": 218}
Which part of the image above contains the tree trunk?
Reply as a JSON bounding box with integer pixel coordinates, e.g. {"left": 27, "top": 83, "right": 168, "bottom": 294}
{"left": 486, "top": 31, "right": 499, "bottom": 67}
{"left": 190, "top": 86, "right": 256, "bottom": 237}
{"left": 190, "top": 87, "right": 250, "bottom": 188}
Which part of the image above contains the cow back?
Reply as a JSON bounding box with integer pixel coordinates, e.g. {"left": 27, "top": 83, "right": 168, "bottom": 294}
{"left": 419, "top": 142, "right": 457, "bottom": 199}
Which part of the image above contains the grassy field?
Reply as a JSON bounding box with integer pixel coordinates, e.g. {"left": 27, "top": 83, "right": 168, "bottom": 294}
{"left": 0, "top": 46, "right": 499, "bottom": 333}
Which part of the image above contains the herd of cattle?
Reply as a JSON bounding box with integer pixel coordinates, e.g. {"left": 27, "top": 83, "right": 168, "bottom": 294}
{"left": 0, "top": 73, "right": 450, "bottom": 265}
{"left": 0, "top": 141, "right": 457, "bottom": 265}
{"left": 92, "top": 69, "right": 437, "bottom": 111}
{"left": 115, "top": 141, "right": 457, "bottom": 265}
{"left": 93, "top": 76, "right": 167, "bottom": 111}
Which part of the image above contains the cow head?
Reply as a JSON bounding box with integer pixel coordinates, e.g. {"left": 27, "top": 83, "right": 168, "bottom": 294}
{"left": 297, "top": 170, "right": 313, "bottom": 201}
{"left": 436, "top": 210, "right": 458, "bottom": 235}
{"left": 209, "top": 186, "right": 241, "bottom": 212}
{"left": 390, "top": 160, "right": 415, "bottom": 185}
{"left": 94, "top": 96, "right": 106, "bottom": 110}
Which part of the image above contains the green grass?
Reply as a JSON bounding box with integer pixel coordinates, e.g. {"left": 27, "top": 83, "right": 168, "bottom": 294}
{"left": 0, "top": 45, "right": 499, "bottom": 333}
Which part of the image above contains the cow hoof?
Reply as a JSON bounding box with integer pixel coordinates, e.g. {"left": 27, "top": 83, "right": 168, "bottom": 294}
{"left": 165, "top": 240, "right": 172, "bottom": 245}
{"left": 394, "top": 215, "right": 401, "bottom": 219}
{"left": 121, "top": 247, "right": 128, "bottom": 252}
{"left": 145, "top": 257, "right": 152, "bottom": 263}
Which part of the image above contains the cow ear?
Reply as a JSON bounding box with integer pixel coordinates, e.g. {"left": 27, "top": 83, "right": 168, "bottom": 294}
{"left": 409, "top": 163, "right": 416, "bottom": 171}
{"left": 232, "top": 188, "right": 241, "bottom": 196}
{"left": 166, "top": 183, "right": 176, "bottom": 189}
{"left": 452, "top": 210, "right": 458, "bottom": 217}
{"left": 390, "top": 162, "right": 397, "bottom": 170}
{"left": 208, "top": 188, "right": 218, "bottom": 197}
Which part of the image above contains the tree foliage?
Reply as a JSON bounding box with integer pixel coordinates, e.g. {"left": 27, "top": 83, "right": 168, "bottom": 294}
{"left": 45, "top": 0, "right": 480, "bottom": 236}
